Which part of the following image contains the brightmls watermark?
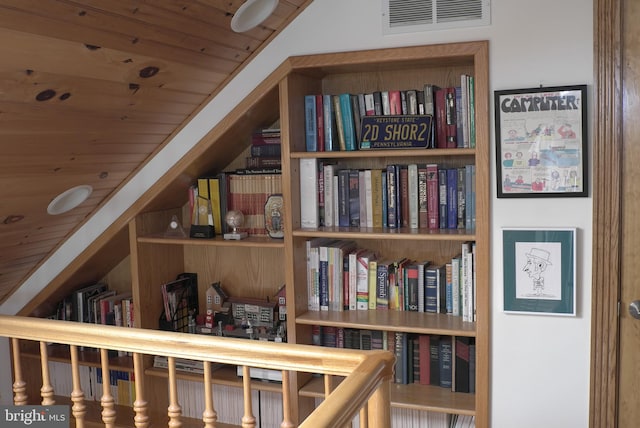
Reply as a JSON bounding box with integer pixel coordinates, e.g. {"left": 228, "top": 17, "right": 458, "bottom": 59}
{"left": 0, "top": 406, "right": 69, "bottom": 427}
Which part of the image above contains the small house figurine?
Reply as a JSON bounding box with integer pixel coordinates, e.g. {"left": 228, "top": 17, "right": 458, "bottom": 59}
{"left": 206, "top": 282, "right": 228, "bottom": 313}
{"left": 274, "top": 284, "right": 287, "bottom": 322}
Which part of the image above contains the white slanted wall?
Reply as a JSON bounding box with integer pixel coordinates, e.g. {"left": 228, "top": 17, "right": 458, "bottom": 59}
{"left": 0, "top": 1, "right": 593, "bottom": 427}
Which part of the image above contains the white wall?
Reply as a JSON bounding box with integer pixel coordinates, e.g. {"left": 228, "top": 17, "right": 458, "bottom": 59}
{"left": 0, "top": 0, "right": 594, "bottom": 425}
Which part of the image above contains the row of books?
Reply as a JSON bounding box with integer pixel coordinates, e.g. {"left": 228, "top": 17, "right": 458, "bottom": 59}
{"left": 191, "top": 171, "right": 282, "bottom": 237}
{"left": 300, "top": 159, "right": 476, "bottom": 231}
{"left": 48, "top": 360, "right": 136, "bottom": 406}
{"left": 306, "top": 239, "right": 476, "bottom": 322}
{"left": 247, "top": 127, "right": 282, "bottom": 168}
{"left": 312, "top": 327, "right": 475, "bottom": 393}
{"left": 303, "top": 74, "right": 475, "bottom": 152}
{"left": 52, "top": 282, "right": 134, "bottom": 339}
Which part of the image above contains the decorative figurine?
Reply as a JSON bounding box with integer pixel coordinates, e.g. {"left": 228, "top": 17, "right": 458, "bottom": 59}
{"left": 224, "top": 210, "right": 248, "bottom": 240}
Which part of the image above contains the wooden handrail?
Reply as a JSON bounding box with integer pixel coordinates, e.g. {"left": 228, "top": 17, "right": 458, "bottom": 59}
{"left": 0, "top": 315, "right": 394, "bottom": 427}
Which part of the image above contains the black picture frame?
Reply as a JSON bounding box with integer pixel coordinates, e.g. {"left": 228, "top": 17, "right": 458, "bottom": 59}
{"left": 494, "top": 85, "right": 588, "bottom": 198}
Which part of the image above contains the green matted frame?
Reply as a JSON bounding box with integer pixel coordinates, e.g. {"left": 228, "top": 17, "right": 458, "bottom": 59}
{"left": 502, "top": 228, "right": 576, "bottom": 316}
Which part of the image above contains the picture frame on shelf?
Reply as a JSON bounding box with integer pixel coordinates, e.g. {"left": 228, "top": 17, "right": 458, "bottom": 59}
{"left": 502, "top": 228, "right": 576, "bottom": 316}
{"left": 494, "top": 85, "right": 588, "bottom": 198}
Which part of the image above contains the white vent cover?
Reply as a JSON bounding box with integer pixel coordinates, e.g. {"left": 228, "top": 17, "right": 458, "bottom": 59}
{"left": 382, "top": 0, "right": 491, "bottom": 34}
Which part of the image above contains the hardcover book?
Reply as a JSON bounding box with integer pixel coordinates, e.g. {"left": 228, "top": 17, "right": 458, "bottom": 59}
{"left": 426, "top": 164, "right": 439, "bottom": 229}
{"left": 304, "top": 95, "right": 317, "bottom": 152}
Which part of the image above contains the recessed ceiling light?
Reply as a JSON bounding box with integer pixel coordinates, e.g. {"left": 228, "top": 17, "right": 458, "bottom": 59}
{"left": 47, "top": 185, "right": 93, "bottom": 215}
{"left": 231, "top": 0, "right": 278, "bottom": 33}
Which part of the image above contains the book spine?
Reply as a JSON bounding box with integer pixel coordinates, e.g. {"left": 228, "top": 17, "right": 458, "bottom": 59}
{"left": 426, "top": 164, "right": 439, "bottom": 229}
{"left": 304, "top": 95, "right": 317, "bottom": 152}
{"left": 315, "top": 94, "right": 325, "bottom": 152}
{"left": 417, "top": 164, "right": 428, "bottom": 228}
{"left": 455, "top": 336, "right": 471, "bottom": 393}
{"left": 386, "top": 165, "right": 398, "bottom": 228}
{"left": 423, "top": 84, "right": 438, "bottom": 148}
{"left": 250, "top": 145, "right": 281, "bottom": 157}
{"left": 356, "top": 252, "right": 372, "bottom": 310}
{"left": 438, "top": 168, "right": 448, "bottom": 229}
{"left": 439, "top": 337, "right": 453, "bottom": 389}
{"left": 434, "top": 88, "right": 447, "bottom": 149}
{"left": 407, "top": 164, "right": 420, "bottom": 229}
{"left": 447, "top": 169, "right": 458, "bottom": 229}
{"left": 367, "top": 259, "right": 378, "bottom": 310}
{"left": 388, "top": 90, "right": 402, "bottom": 115}
{"left": 445, "top": 87, "right": 457, "bottom": 148}
{"left": 371, "top": 169, "right": 383, "bottom": 228}
{"left": 424, "top": 267, "right": 438, "bottom": 313}
{"left": 299, "top": 158, "right": 319, "bottom": 228}
{"left": 364, "top": 169, "right": 373, "bottom": 228}
{"left": 419, "top": 334, "right": 431, "bottom": 385}
{"left": 339, "top": 93, "right": 357, "bottom": 151}
{"left": 348, "top": 169, "right": 360, "bottom": 227}
{"left": 405, "top": 265, "right": 419, "bottom": 311}
{"left": 319, "top": 245, "right": 330, "bottom": 311}
{"left": 337, "top": 169, "right": 350, "bottom": 227}
{"left": 332, "top": 95, "right": 346, "bottom": 151}
{"left": 376, "top": 262, "right": 389, "bottom": 309}
{"left": 323, "top": 164, "right": 335, "bottom": 227}
{"left": 400, "top": 166, "right": 409, "bottom": 228}
{"left": 457, "top": 167, "right": 466, "bottom": 229}
{"left": 323, "top": 94, "right": 336, "bottom": 152}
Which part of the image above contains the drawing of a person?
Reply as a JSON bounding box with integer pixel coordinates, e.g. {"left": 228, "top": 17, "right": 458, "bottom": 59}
{"left": 558, "top": 123, "right": 576, "bottom": 139}
{"left": 522, "top": 248, "right": 552, "bottom": 296}
{"left": 503, "top": 152, "right": 514, "bottom": 167}
{"left": 512, "top": 151, "right": 526, "bottom": 168}
{"left": 528, "top": 151, "right": 540, "bottom": 167}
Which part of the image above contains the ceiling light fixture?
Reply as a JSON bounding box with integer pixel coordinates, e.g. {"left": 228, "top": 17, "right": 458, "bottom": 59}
{"left": 231, "top": 0, "right": 278, "bottom": 33}
{"left": 47, "top": 184, "right": 93, "bottom": 215}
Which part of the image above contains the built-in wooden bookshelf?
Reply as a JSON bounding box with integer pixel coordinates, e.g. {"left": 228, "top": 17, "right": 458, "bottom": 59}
{"left": 20, "top": 41, "right": 489, "bottom": 428}
{"left": 280, "top": 40, "right": 489, "bottom": 426}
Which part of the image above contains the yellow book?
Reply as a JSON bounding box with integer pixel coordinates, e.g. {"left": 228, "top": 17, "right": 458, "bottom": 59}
{"left": 208, "top": 178, "right": 223, "bottom": 234}
{"left": 368, "top": 259, "right": 378, "bottom": 310}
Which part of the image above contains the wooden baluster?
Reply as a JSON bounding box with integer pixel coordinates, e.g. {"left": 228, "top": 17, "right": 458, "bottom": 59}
{"left": 202, "top": 361, "right": 217, "bottom": 428}
{"left": 99, "top": 348, "right": 116, "bottom": 428}
{"left": 167, "top": 356, "right": 183, "bottom": 428}
{"left": 366, "top": 379, "right": 390, "bottom": 428}
{"left": 69, "top": 345, "right": 87, "bottom": 428}
{"left": 324, "top": 375, "right": 353, "bottom": 428}
{"left": 10, "top": 338, "right": 27, "bottom": 405}
{"left": 280, "top": 370, "right": 294, "bottom": 428}
{"left": 132, "top": 353, "right": 149, "bottom": 428}
{"left": 240, "top": 366, "right": 256, "bottom": 428}
{"left": 359, "top": 406, "right": 368, "bottom": 428}
{"left": 39, "top": 341, "right": 55, "bottom": 405}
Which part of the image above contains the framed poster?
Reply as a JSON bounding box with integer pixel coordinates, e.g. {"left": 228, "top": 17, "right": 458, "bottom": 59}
{"left": 502, "top": 228, "right": 576, "bottom": 316}
{"left": 495, "top": 85, "right": 588, "bottom": 198}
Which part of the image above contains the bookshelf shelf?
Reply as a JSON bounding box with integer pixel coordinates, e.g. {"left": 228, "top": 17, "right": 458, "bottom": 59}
{"left": 290, "top": 148, "right": 476, "bottom": 159}
{"left": 292, "top": 227, "right": 475, "bottom": 241}
{"left": 296, "top": 310, "right": 476, "bottom": 337}
{"left": 138, "top": 234, "right": 284, "bottom": 249}
{"left": 145, "top": 366, "right": 285, "bottom": 394}
{"left": 20, "top": 344, "right": 134, "bottom": 372}
{"left": 299, "top": 377, "right": 475, "bottom": 415}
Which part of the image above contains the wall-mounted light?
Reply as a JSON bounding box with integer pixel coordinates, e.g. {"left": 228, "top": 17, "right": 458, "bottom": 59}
{"left": 231, "top": 0, "right": 278, "bottom": 33}
{"left": 47, "top": 185, "right": 93, "bottom": 215}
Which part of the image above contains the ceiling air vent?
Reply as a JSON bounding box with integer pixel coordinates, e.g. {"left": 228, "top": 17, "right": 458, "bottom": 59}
{"left": 382, "top": 0, "right": 491, "bottom": 34}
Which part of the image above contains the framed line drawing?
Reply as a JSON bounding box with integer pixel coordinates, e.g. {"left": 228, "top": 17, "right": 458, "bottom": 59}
{"left": 502, "top": 228, "right": 576, "bottom": 316}
{"left": 495, "top": 85, "right": 588, "bottom": 198}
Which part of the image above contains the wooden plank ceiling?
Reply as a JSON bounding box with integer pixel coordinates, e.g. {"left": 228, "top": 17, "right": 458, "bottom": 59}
{"left": 0, "top": 0, "right": 310, "bottom": 306}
